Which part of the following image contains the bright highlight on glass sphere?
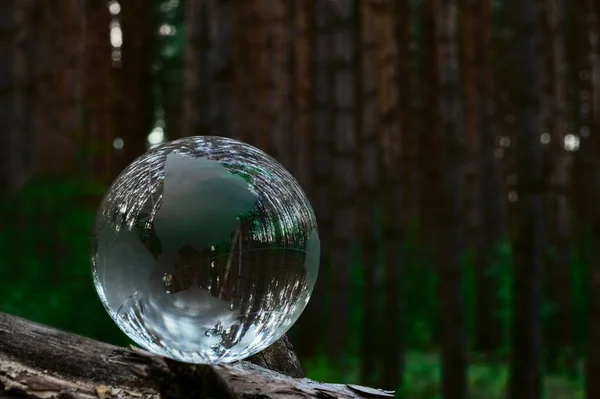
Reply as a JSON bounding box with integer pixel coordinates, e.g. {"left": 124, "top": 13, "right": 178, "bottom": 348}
{"left": 91, "top": 136, "right": 320, "bottom": 364}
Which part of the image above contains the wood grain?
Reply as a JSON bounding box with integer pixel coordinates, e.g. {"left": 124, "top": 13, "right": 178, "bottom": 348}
{"left": 0, "top": 312, "right": 390, "bottom": 398}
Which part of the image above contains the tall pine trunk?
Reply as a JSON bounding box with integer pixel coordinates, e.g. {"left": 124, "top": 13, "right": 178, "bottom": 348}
{"left": 181, "top": 0, "right": 207, "bottom": 138}
{"left": 266, "top": 0, "right": 293, "bottom": 169}
{"left": 32, "top": 0, "right": 81, "bottom": 177}
{"left": 307, "top": 0, "right": 334, "bottom": 359}
{"left": 233, "top": 0, "right": 270, "bottom": 149}
{"left": 9, "top": 0, "right": 34, "bottom": 192}
{"left": 0, "top": 2, "right": 13, "bottom": 195}
{"left": 508, "top": 1, "right": 545, "bottom": 398}
{"left": 83, "top": 0, "right": 119, "bottom": 183}
{"left": 376, "top": 1, "right": 404, "bottom": 390}
{"left": 358, "top": 0, "right": 381, "bottom": 387}
{"left": 328, "top": 0, "right": 357, "bottom": 365}
{"left": 542, "top": 0, "right": 575, "bottom": 375}
{"left": 396, "top": 0, "right": 418, "bottom": 228}
{"left": 433, "top": 0, "right": 467, "bottom": 397}
{"left": 288, "top": 0, "right": 316, "bottom": 358}
{"left": 460, "top": 0, "right": 479, "bottom": 258}
{"left": 117, "top": 0, "right": 153, "bottom": 170}
{"left": 473, "top": 0, "right": 507, "bottom": 356}
{"left": 291, "top": 0, "right": 313, "bottom": 191}
{"left": 181, "top": 0, "right": 236, "bottom": 140}
{"left": 586, "top": 0, "right": 600, "bottom": 397}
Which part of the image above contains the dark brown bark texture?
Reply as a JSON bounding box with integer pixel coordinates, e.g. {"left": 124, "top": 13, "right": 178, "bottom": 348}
{"left": 358, "top": 0, "right": 381, "bottom": 387}
{"left": 586, "top": 0, "right": 600, "bottom": 398}
{"left": 116, "top": 0, "right": 154, "bottom": 173}
{"left": 328, "top": 0, "right": 358, "bottom": 362}
{"left": 472, "top": 0, "right": 506, "bottom": 356}
{"left": 432, "top": 0, "right": 467, "bottom": 398}
{"left": 542, "top": 0, "right": 574, "bottom": 375}
{"left": 0, "top": 312, "right": 394, "bottom": 399}
{"left": 507, "top": 0, "right": 545, "bottom": 398}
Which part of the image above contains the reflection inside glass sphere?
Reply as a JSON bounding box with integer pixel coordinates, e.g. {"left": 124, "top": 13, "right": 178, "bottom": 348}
{"left": 91, "top": 136, "right": 319, "bottom": 364}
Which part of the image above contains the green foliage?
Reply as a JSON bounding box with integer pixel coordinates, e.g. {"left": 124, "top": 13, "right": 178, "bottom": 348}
{"left": 0, "top": 177, "right": 129, "bottom": 346}
{"left": 304, "top": 352, "right": 584, "bottom": 399}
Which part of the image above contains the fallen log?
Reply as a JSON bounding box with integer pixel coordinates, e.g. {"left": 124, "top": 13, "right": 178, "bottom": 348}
{"left": 0, "top": 312, "right": 394, "bottom": 398}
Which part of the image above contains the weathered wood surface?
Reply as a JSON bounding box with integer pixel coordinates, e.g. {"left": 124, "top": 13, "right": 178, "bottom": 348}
{"left": 0, "top": 313, "right": 394, "bottom": 398}
{"left": 247, "top": 334, "right": 305, "bottom": 378}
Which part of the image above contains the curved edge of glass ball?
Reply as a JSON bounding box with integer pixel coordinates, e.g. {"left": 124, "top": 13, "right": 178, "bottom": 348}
{"left": 90, "top": 136, "right": 320, "bottom": 364}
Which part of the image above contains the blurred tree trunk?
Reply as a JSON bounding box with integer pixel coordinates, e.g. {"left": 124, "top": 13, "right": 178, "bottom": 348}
{"left": 291, "top": 0, "right": 313, "bottom": 190}
{"left": 233, "top": 0, "right": 271, "bottom": 149}
{"left": 266, "top": 0, "right": 293, "bottom": 169}
{"left": 586, "top": 0, "right": 600, "bottom": 397}
{"left": 396, "top": 1, "right": 417, "bottom": 226}
{"left": 375, "top": 0, "right": 404, "bottom": 391}
{"left": 287, "top": 0, "right": 316, "bottom": 358}
{"left": 211, "top": 1, "right": 235, "bottom": 140}
{"left": 432, "top": 0, "right": 467, "bottom": 398}
{"left": 418, "top": 0, "right": 443, "bottom": 347}
{"left": 542, "top": 0, "right": 575, "bottom": 375}
{"left": 507, "top": 0, "right": 545, "bottom": 398}
{"left": 0, "top": 3, "right": 11, "bottom": 195}
{"left": 571, "top": 0, "right": 593, "bottom": 270}
{"left": 117, "top": 0, "right": 153, "bottom": 172}
{"left": 472, "top": 0, "right": 507, "bottom": 356}
{"left": 419, "top": 0, "right": 437, "bottom": 242}
{"left": 7, "top": 0, "right": 33, "bottom": 193}
{"left": 31, "top": 0, "right": 81, "bottom": 177}
{"left": 303, "top": 0, "right": 334, "bottom": 359}
{"left": 181, "top": 0, "right": 203, "bottom": 138}
{"left": 494, "top": 6, "right": 518, "bottom": 234}
{"left": 83, "top": 0, "right": 119, "bottom": 184}
{"left": 3, "top": 0, "right": 113, "bottom": 201}
{"left": 358, "top": 0, "right": 382, "bottom": 387}
{"left": 181, "top": 0, "right": 209, "bottom": 138}
{"left": 161, "top": 4, "right": 183, "bottom": 140}
{"left": 460, "top": 0, "right": 479, "bottom": 253}
{"left": 181, "top": 0, "right": 236, "bottom": 140}
{"left": 393, "top": 2, "right": 414, "bottom": 386}
{"left": 210, "top": 0, "right": 235, "bottom": 139}
{"left": 328, "top": 0, "right": 357, "bottom": 365}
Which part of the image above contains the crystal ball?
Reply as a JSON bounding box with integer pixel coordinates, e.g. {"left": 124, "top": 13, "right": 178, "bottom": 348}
{"left": 91, "top": 136, "right": 319, "bottom": 364}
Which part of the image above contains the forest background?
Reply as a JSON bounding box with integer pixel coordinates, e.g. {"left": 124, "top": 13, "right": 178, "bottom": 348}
{"left": 2, "top": 0, "right": 600, "bottom": 398}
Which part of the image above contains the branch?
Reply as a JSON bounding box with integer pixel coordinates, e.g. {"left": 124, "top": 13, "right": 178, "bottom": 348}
{"left": 0, "top": 312, "right": 394, "bottom": 399}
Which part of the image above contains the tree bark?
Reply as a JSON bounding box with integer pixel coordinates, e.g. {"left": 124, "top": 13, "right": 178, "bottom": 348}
{"left": 180, "top": 0, "right": 206, "bottom": 139}
{"left": 586, "top": 1, "right": 600, "bottom": 398}
{"left": 472, "top": 0, "right": 507, "bottom": 356}
{"left": 7, "top": 0, "right": 33, "bottom": 194}
{"left": 0, "top": 312, "right": 392, "bottom": 399}
{"left": 328, "top": 0, "right": 358, "bottom": 365}
{"left": 291, "top": 0, "right": 313, "bottom": 191}
{"left": 116, "top": 0, "right": 154, "bottom": 172}
{"left": 266, "top": 0, "right": 293, "bottom": 169}
{"left": 542, "top": 0, "right": 574, "bottom": 375}
{"left": 357, "top": 0, "right": 381, "bottom": 387}
{"left": 374, "top": 0, "right": 404, "bottom": 390}
{"left": 302, "top": 0, "right": 334, "bottom": 359}
{"left": 433, "top": 0, "right": 468, "bottom": 398}
{"left": 82, "top": 0, "right": 119, "bottom": 184}
{"left": 0, "top": 2, "right": 12, "bottom": 196}
{"left": 507, "top": 0, "right": 545, "bottom": 398}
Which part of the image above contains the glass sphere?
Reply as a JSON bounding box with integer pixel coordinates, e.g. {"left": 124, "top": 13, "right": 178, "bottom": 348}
{"left": 91, "top": 136, "right": 319, "bottom": 364}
